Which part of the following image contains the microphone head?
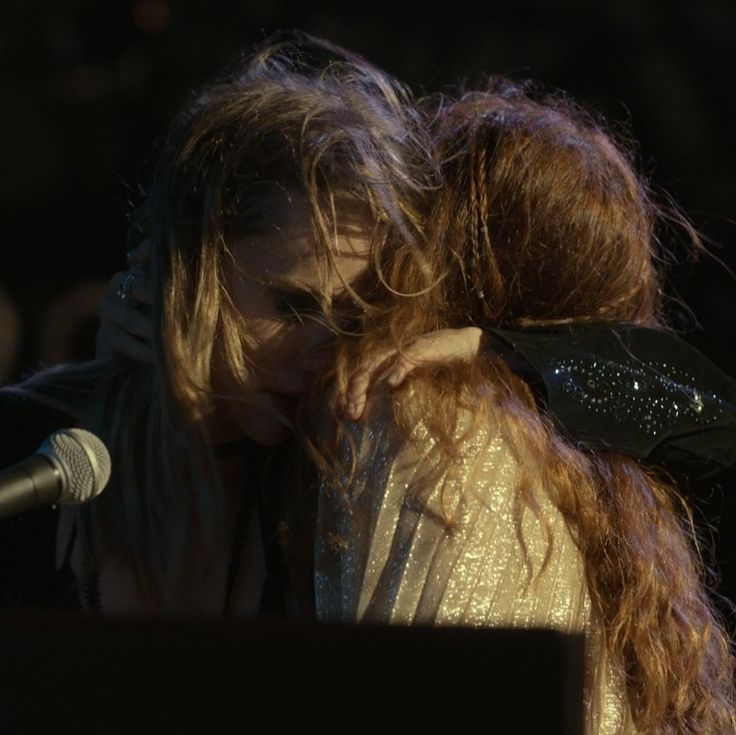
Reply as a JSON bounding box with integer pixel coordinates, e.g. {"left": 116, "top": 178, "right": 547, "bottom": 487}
{"left": 37, "top": 428, "right": 111, "bottom": 504}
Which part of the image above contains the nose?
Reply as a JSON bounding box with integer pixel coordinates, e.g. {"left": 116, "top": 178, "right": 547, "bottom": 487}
{"left": 295, "top": 348, "right": 329, "bottom": 375}
{"left": 275, "top": 366, "right": 307, "bottom": 394}
{"left": 291, "top": 319, "right": 331, "bottom": 366}
{"left": 296, "top": 324, "right": 336, "bottom": 373}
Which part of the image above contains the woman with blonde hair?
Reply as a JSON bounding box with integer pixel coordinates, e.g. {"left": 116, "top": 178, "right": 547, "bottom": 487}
{"left": 0, "top": 32, "right": 436, "bottom": 614}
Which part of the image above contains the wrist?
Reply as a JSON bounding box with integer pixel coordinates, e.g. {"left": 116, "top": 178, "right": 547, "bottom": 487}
{"left": 479, "top": 330, "right": 533, "bottom": 373}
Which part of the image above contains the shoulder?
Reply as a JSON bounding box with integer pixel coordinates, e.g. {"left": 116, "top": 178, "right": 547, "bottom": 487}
{"left": 315, "top": 382, "right": 589, "bottom": 627}
{"left": 332, "top": 380, "right": 533, "bottom": 535}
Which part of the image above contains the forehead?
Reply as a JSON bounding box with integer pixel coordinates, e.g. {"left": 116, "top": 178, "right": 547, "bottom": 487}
{"left": 235, "top": 221, "right": 370, "bottom": 290}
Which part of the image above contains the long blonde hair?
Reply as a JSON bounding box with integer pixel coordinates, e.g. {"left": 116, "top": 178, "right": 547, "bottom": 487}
{"left": 147, "top": 33, "right": 436, "bottom": 419}
{"left": 17, "top": 33, "right": 438, "bottom": 611}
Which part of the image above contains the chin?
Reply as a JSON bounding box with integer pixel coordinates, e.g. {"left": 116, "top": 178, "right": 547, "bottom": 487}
{"left": 226, "top": 394, "right": 297, "bottom": 447}
{"left": 240, "top": 416, "right": 292, "bottom": 447}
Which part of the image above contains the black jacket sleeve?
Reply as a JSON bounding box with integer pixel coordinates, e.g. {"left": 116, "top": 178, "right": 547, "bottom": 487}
{"left": 487, "top": 324, "right": 736, "bottom": 479}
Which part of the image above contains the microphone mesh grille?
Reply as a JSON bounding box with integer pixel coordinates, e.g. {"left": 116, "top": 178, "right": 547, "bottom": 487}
{"left": 38, "top": 429, "right": 112, "bottom": 504}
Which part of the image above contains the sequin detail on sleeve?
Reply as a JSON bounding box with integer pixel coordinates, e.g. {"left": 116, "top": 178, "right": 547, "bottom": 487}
{"left": 549, "top": 358, "right": 724, "bottom": 438}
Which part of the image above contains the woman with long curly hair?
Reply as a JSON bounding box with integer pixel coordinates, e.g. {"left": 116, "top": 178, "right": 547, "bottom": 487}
{"left": 307, "top": 81, "right": 736, "bottom": 732}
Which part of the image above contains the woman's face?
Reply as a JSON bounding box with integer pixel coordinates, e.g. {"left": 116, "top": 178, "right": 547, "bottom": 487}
{"left": 216, "top": 222, "right": 369, "bottom": 446}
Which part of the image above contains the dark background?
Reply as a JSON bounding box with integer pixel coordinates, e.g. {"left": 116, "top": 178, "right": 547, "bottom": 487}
{"left": 1, "top": 1, "right": 735, "bottom": 596}
{"left": 1, "top": 0, "right": 734, "bottom": 374}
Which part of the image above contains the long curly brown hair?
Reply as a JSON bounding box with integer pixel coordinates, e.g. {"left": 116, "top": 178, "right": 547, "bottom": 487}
{"left": 323, "top": 80, "right": 734, "bottom": 733}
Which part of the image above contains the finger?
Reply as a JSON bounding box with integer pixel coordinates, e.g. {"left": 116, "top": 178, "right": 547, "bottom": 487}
{"left": 103, "top": 322, "right": 155, "bottom": 363}
{"left": 386, "top": 355, "right": 416, "bottom": 388}
{"left": 127, "top": 238, "right": 152, "bottom": 270}
{"left": 96, "top": 307, "right": 155, "bottom": 362}
{"left": 296, "top": 345, "right": 332, "bottom": 374}
{"left": 344, "top": 348, "right": 398, "bottom": 420}
{"left": 109, "top": 269, "right": 153, "bottom": 306}
{"left": 344, "top": 369, "right": 373, "bottom": 420}
{"left": 384, "top": 337, "right": 437, "bottom": 387}
{"left": 385, "top": 328, "right": 483, "bottom": 386}
{"left": 108, "top": 270, "right": 127, "bottom": 293}
{"left": 95, "top": 325, "right": 113, "bottom": 360}
{"left": 100, "top": 293, "right": 154, "bottom": 340}
{"left": 126, "top": 271, "right": 152, "bottom": 305}
{"left": 347, "top": 345, "right": 421, "bottom": 419}
{"left": 97, "top": 298, "right": 155, "bottom": 361}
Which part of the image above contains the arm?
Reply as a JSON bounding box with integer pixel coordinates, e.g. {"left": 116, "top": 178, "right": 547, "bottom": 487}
{"left": 487, "top": 324, "right": 736, "bottom": 477}
{"left": 345, "top": 324, "right": 736, "bottom": 479}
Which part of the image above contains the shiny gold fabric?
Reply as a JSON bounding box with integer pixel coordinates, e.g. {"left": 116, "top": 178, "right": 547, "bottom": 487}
{"left": 314, "top": 388, "right": 636, "bottom": 735}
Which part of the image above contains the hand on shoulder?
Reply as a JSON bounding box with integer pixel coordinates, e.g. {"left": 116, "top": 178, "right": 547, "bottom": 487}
{"left": 342, "top": 327, "right": 485, "bottom": 420}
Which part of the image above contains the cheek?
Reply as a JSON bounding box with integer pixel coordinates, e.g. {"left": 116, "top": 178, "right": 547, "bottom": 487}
{"left": 251, "top": 320, "right": 334, "bottom": 382}
{"left": 286, "top": 321, "right": 335, "bottom": 366}
{"left": 248, "top": 320, "right": 295, "bottom": 368}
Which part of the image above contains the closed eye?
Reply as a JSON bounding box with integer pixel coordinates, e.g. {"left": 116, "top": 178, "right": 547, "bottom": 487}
{"left": 273, "top": 289, "right": 323, "bottom": 323}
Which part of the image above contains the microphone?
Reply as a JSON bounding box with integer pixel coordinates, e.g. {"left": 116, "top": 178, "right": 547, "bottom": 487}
{"left": 0, "top": 428, "right": 111, "bottom": 520}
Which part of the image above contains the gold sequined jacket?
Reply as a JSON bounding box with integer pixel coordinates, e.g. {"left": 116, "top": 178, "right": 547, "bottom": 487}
{"left": 314, "top": 387, "right": 637, "bottom": 735}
